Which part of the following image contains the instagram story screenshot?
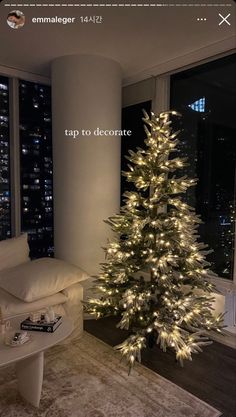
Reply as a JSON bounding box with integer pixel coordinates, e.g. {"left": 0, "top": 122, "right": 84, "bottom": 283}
{"left": 0, "top": 1, "right": 235, "bottom": 416}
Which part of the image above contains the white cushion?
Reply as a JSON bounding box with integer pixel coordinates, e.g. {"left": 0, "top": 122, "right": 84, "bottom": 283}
{"left": 0, "top": 257, "right": 89, "bottom": 302}
{"left": 0, "top": 287, "right": 67, "bottom": 319}
{"left": 0, "top": 234, "right": 30, "bottom": 272}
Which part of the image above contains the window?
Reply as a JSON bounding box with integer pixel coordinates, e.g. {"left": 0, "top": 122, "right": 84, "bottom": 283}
{"left": 0, "top": 76, "right": 11, "bottom": 240}
{"left": 170, "top": 54, "right": 236, "bottom": 280}
{"left": 19, "top": 80, "right": 53, "bottom": 258}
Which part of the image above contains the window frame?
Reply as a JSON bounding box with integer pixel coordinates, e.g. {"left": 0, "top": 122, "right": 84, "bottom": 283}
{"left": 123, "top": 52, "right": 236, "bottom": 290}
{"left": 0, "top": 72, "right": 52, "bottom": 242}
{"left": 1, "top": 51, "right": 235, "bottom": 288}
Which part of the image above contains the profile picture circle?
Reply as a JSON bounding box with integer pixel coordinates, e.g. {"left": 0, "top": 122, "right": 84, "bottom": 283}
{"left": 7, "top": 10, "right": 25, "bottom": 29}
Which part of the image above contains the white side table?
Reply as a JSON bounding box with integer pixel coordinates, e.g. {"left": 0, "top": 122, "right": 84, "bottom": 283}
{"left": 0, "top": 315, "right": 74, "bottom": 407}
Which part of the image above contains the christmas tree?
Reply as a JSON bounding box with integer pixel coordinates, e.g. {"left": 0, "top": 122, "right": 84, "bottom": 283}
{"left": 86, "top": 110, "right": 223, "bottom": 369}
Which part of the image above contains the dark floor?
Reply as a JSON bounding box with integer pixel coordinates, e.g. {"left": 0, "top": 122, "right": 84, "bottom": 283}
{"left": 84, "top": 317, "right": 236, "bottom": 417}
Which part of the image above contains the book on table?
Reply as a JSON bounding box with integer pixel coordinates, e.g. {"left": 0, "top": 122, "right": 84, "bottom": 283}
{"left": 20, "top": 315, "right": 62, "bottom": 333}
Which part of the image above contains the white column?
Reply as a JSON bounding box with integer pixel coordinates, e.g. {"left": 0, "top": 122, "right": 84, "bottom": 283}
{"left": 51, "top": 55, "right": 122, "bottom": 275}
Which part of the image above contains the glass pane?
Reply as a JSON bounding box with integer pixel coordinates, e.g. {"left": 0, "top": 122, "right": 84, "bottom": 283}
{"left": 19, "top": 80, "right": 53, "bottom": 258}
{"left": 0, "top": 76, "right": 11, "bottom": 240}
{"left": 170, "top": 54, "right": 236, "bottom": 280}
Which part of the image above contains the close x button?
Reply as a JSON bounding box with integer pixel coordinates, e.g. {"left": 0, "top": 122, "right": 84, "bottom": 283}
{"left": 218, "top": 13, "right": 231, "bottom": 26}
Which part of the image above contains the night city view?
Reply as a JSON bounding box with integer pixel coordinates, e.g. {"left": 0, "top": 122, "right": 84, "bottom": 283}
{"left": 19, "top": 81, "right": 53, "bottom": 258}
{"left": 0, "top": 78, "right": 54, "bottom": 258}
{"left": 0, "top": 76, "right": 10, "bottom": 240}
{"left": 170, "top": 54, "right": 236, "bottom": 280}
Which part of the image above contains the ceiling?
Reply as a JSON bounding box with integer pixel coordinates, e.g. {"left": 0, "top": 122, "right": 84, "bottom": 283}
{"left": 0, "top": 0, "right": 235, "bottom": 84}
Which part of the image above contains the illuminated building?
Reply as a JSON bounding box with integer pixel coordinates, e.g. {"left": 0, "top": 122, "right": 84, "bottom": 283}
{"left": 19, "top": 81, "right": 54, "bottom": 258}
{"left": 0, "top": 76, "right": 11, "bottom": 240}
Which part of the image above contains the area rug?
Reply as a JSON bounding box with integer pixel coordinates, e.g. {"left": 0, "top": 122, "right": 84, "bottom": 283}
{"left": 0, "top": 332, "right": 221, "bottom": 417}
